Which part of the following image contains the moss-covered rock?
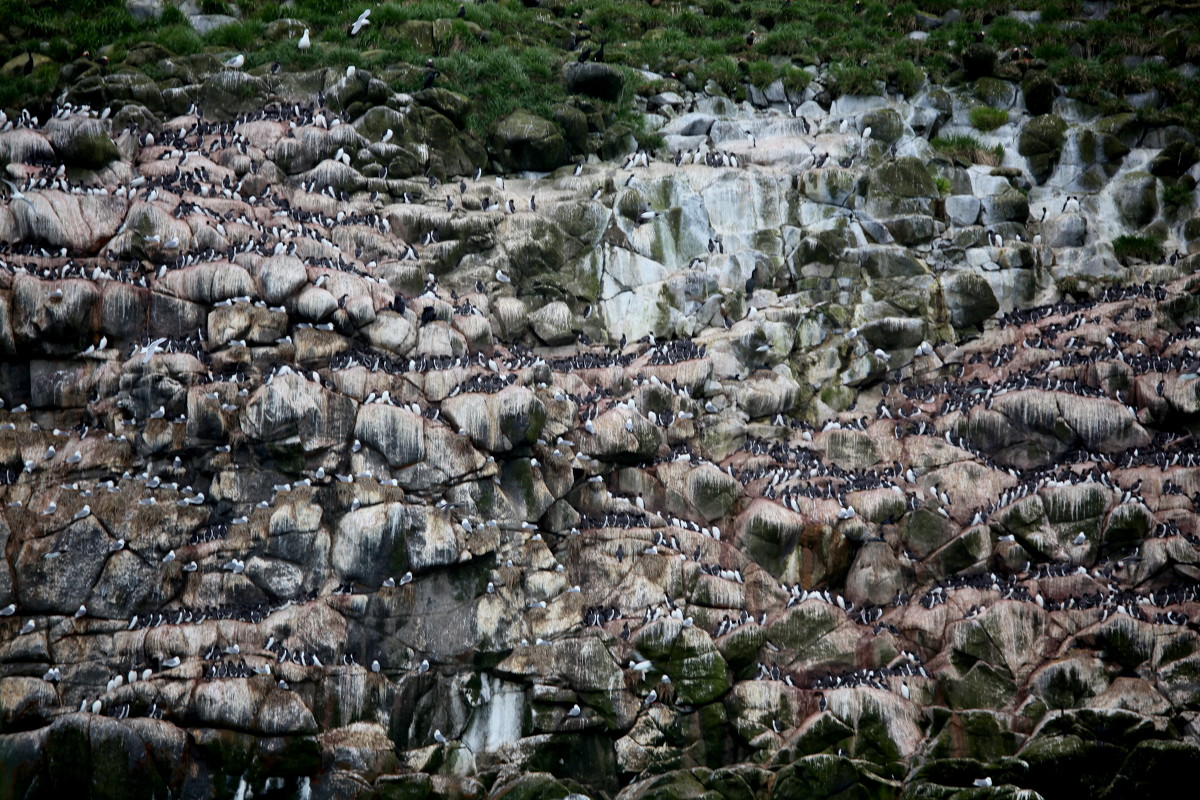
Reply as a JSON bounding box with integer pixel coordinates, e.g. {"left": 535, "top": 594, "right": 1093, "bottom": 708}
{"left": 1149, "top": 140, "right": 1200, "bottom": 178}
{"left": 860, "top": 108, "right": 904, "bottom": 143}
{"left": 1018, "top": 114, "right": 1067, "bottom": 184}
{"left": 46, "top": 117, "right": 119, "bottom": 168}
{"left": 902, "top": 508, "right": 957, "bottom": 558}
{"left": 962, "top": 43, "right": 997, "bottom": 80}
{"left": 824, "top": 429, "right": 880, "bottom": 469}
{"left": 485, "top": 772, "right": 572, "bottom": 800}
{"left": 413, "top": 88, "right": 470, "bottom": 128}
{"left": 1022, "top": 71, "right": 1056, "bottom": 116}
{"left": 872, "top": 157, "right": 937, "bottom": 199}
{"left": 552, "top": 103, "right": 589, "bottom": 151}
{"left": 1112, "top": 172, "right": 1159, "bottom": 227}
{"left": 859, "top": 316, "right": 926, "bottom": 350}
{"left": 685, "top": 463, "right": 741, "bottom": 521}
{"left": 767, "top": 602, "right": 856, "bottom": 669}
{"left": 983, "top": 185, "right": 1030, "bottom": 224}
{"left": 564, "top": 62, "right": 625, "bottom": 102}
{"left": 943, "top": 662, "right": 1017, "bottom": 710}
{"left": 633, "top": 620, "right": 731, "bottom": 705}
{"left": 927, "top": 710, "right": 1019, "bottom": 761}
{"left": 942, "top": 271, "right": 999, "bottom": 330}
{"left": 771, "top": 755, "right": 886, "bottom": 800}
{"left": 491, "top": 109, "right": 568, "bottom": 172}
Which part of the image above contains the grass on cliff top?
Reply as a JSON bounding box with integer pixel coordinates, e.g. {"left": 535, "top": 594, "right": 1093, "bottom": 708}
{"left": 3, "top": 0, "right": 1200, "bottom": 140}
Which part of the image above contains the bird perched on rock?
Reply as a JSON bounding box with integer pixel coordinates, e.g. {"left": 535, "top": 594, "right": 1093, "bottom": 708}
{"left": 422, "top": 64, "right": 440, "bottom": 90}
{"left": 298, "top": 29, "right": 311, "bottom": 50}
{"left": 223, "top": 54, "right": 245, "bottom": 70}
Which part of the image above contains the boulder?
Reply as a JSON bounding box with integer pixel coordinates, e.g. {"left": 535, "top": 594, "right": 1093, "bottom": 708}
{"left": 564, "top": 63, "right": 625, "bottom": 102}
{"left": 529, "top": 301, "right": 576, "bottom": 346}
{"left": 491, "top": 110, "right": 568, "bottom": 172}
{"left": 1149, "top": 140, "right": 1199, "bottom": 178}
{"left": 1019, "top": 114, "right": 1067, "bottom": 184}
{"left": 942, "top": 271, "right": 999, "bottom": 329}
{"left": 962, "top": 43, "right": 997, "bottom": 80}
{"left": 355, "top": 404, "right": 426, "bottom": 467}
{"left": 441, "top": 386, "right": 546, "bottom": 453}
{"left": 871, "top": 157, "right": 937, "bottom": 199}
{"left": 255, "top": 256, "right": 309, "bottom": 304}
{"left": 1022, "top": 72, "right": 1057, "bottom": 116}
{"left": 945, "top": 195, "right": 981, "bottom": 226}
{"left": 1044, "top": 213, "right": 1086, "bottom": 247}
{"left": 46, "top": 116, "right": 120, "bottom": 168}
{"left": 1113, "top": 172, "right": 1159, "bottom": 227}
{"left": 242, "top": 373, "right": 356, "bottom": 452}
{"left": 860, "top": 108, "right": 904, "bottom": 143}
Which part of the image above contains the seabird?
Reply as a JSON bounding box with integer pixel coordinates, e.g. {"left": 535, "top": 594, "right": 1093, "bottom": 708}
{"left": 298, "top": 29, "right": 311, "bottom": 50}
{"left": 223, "top": 54, "right": 245, "bottom": 70}
{"left": 0, "top": 179, "right": 33, "bottom": 209}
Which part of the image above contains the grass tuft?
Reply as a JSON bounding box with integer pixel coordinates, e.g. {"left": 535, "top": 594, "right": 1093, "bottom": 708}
{"left": 1112, "top": 235, "right": 1163, "bottom": 263}
{"left": 932, "top": 134, "right": 1004, "bottom": 166}
{"left": 969, "top": 106, "right": 1008, "bottom": 131}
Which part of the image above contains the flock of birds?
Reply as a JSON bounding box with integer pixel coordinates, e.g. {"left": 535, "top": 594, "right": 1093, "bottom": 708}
{"left": 0, "top": 20, "right": 1195, "bottom": 765}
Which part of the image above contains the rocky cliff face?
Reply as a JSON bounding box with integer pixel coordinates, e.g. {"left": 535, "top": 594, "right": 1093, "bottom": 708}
{"left": 1, "top": 62, "right": 1199, "bottom": 800}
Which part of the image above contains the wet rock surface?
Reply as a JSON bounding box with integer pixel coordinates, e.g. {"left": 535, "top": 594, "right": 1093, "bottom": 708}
{"left": 0, "top": 63, "right": 1199, "bottom": 800}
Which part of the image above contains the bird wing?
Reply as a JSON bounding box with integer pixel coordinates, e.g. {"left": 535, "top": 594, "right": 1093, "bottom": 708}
{"left": 0, "top": 178, "right": 33, "bottom": 209}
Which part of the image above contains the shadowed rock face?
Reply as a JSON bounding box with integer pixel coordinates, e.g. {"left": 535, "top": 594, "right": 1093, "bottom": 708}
{"left": 0, "top": 61, "right": 1199, "bottom": 800}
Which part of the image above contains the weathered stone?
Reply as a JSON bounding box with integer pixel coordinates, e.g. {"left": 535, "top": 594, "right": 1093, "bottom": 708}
{"left": 355, "top": 403, "right": 426, "bottom": 467}
{"left": 491, "top": 110, "right": 567, "bottom": 172}
{"left": 1113, "top": 172, "right": 1159, "bottom": 227}
{"left": 564, "top": 63, "right": 625, "bottom": 102}
{"left": 1019, "top": 114, "right": 1067, "bottom": 184}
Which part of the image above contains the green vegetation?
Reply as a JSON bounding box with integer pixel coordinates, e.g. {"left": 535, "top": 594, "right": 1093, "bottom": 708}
{"left": 934, "top": 176, "right": 951, "bottom": 196}
{"left": 969, "top": 106, "right": 1009, "bottom": 131}
{"left": 1162, "top": 179, "right": 1196, "bottom": 210}
{"left": 1112, "top": 235, "right": 1163, "bottom": 263}
{"left": 1, "top": 0, "right": 1200, "bottom": 144}
{"left": 932, "top": 135, "right": 1005, "bottom": 167}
